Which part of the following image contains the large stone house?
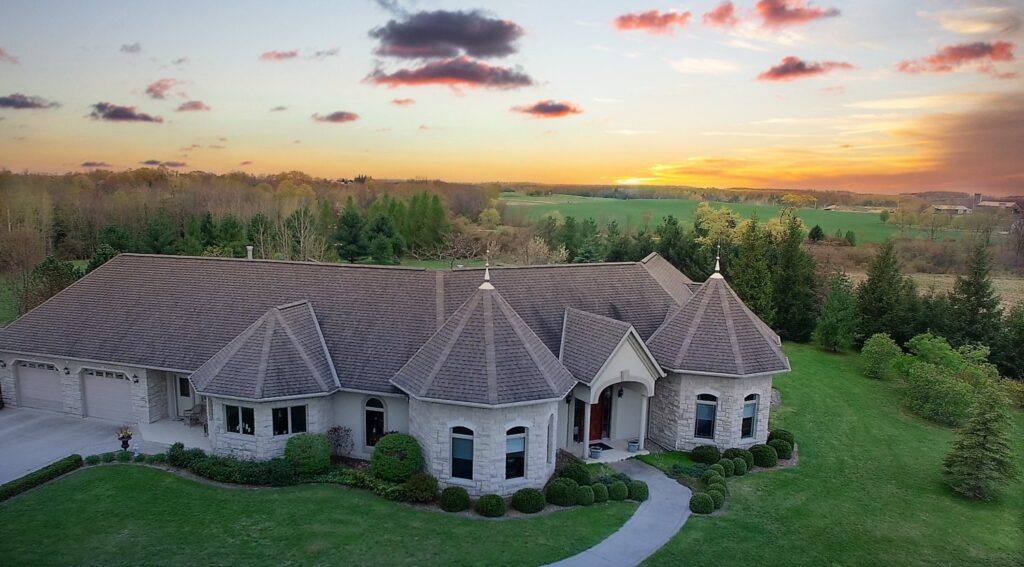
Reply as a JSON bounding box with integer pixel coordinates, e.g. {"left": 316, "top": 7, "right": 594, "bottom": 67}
{"left": 0, "top": 252, "right": 789, "bottom": 495}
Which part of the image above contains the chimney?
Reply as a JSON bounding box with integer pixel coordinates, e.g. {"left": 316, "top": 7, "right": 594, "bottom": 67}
{"left": 246, "top": 245, "right": 254, "bottom": 260}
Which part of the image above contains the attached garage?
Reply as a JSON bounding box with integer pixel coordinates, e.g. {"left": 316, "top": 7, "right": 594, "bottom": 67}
{"left": 16, "top": 362, "right": 63, "bottom": 411}
{"left": 83, "top": 369, "right": 133, "bottom": 422}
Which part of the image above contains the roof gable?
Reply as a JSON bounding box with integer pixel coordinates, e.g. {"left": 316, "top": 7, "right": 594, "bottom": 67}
{"left": 559, "top": 308, "right": 633, "bottom": 384}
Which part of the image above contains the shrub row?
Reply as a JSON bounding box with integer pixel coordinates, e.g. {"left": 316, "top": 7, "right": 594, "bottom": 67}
{"left": 0, "top": 454, "right": 83, "bottom": 502}
{"left": 167, "top": 442, "right": 296, "bottom": 486}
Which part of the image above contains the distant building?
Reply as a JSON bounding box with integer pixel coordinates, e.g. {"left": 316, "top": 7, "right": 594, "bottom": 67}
{"left": 972, "top": 193, "right": 1023, "bottom": 216}
{"left": 931, "top": 204, "right": 971, "bottom": 216}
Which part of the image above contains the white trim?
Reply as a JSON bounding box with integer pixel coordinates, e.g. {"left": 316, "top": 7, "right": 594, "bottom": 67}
{"left": 363, "top": 396, "right": 387, "bottom": 450}
{"left": 398, "top": 389, "right": 563, "bottom": 409}
{"left": 662, "top": 367, "right": 785, "bottom": 379}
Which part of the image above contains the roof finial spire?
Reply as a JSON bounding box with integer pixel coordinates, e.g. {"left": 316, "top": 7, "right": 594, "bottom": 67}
{"left": 480, "top": 246, "right": 494, "bottom": 289}
{"left": 710, "top": 240, "right": 724, "bottom": 279}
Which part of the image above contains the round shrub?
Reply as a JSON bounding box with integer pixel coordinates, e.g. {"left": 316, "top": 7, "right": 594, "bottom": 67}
{"left": 560, "top": 462, "right": 592, "bottom": 486}
{"left": 369, "top": 433, "right": 424, "bottom": 483}
{"left": 750, "top": 444, "right": 778, "bottom": 468}
{"left": 707, "top": 481, "right": 728, "bottom": 496}
{"left": 475, "top": 494, "right": 507, "bottom": 518}
{"left": 768, "top": 429, "right": 795, "bottom": 446}
{"left": 732, "top": 457, "right": 747, "bottom": 476}
{"left": 700, "top": 469, "right": 724, "bottom": 485}
{"left": 511, "top": 488, "right": 546, "bottom": 514}
{"left": 576, "top": 485, "right": 595, "bottom": 506}
{"left": 546, "top": 478, "right": 579, "bottom": 507}
{"left": 628, "top": 480, "right": 649, "bottom": 502}
{"left": 768, "top": 438, "right": 793, "bottom": 460}
{"left": 147, "top": 453, "right": 168, "bottom": 465}
{"left": 717, "top": 458, "right": 734, "bottom": 477}
{"left": 608, "top": 480, "right": 628, "bottom": 501}
{"left": 440, "top": 486, "right": 470, "bottom": 512}
{"left": 689, "top": 493, "right": 714, "bottom": 514}
{"left": 284, "top": 433, "right": 331, "bottom": 477}
{"left": 708, "top": 463, "right": 726, "bottom": 477}
{"left": 707, "top": 488, "right": 724, "bottom": 509}
{"left": 133, "top": 453, "right": 147, "bottom": 463}
{"left": 690, "top": 445, "right": 721, "bottom": 465}
{"left": 403, "top": 473, "right": 439, "bottom": 503}
{"left": 84, "top": 455, "right": 101, "bottom": 466}
{"left": 592, "top": 482, "right": 609, "bottom": 503}
{"left": 116, "top": 451, "right": 132, "bottom": 462}
{"left": 723, "top": 448, "right": 754, "bottom": 470}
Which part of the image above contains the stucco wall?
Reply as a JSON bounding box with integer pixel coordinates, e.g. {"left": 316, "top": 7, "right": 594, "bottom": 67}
{"left": 207, "top": 396, "right": 333, "bottom": 459}
{"left": 332, "top": 391, "right": 410, "bottom": 460}
{"left": 409, "top": 398, "right": 557, "bottom": 496}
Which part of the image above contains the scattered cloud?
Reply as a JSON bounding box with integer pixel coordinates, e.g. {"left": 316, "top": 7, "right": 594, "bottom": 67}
{"left": 120, "top": 42, "right": 142, "bottom": 54}
{"left": 821, "top": 85, "right": 846, "bottom": 95}
{"left": 145, "top": 78, "right": 182, "bottom": 99}
{"left": 370, "top": 9, "right": 524, "bottom": 59}
{"left": 922, "top": 6, "right": 1022, "bottom": 35}
{"left": 239, "top": 161, "right": 253, "bottom": 166}
{"left": 309, "top": 48, "right": 339, "bottom": 59}
{"left": 270, "top": 105, "right": 287, "bottom": 112}
{"left": 613, "top": 10, "right": 692, "bottom": 35}
{"left": 140, "top": 160, "right": 186, "bottom": 167}
{"left": 756, "top": 0, "right": 840, "bottom": 28}
{"left": 176, "top": 100, "right": 211, "bottom": 112}
{"left": 511, "top": 100, "right": 583, "bottom": 118}
{"left": 0, "top": 47, "right": 18, "bottom": 64}
{"left": 171, "top": 57, "right": 189, "bottom": 65}
{"left": 89, "top": 102, "right": 163, "bottom": 123}
{"left": 259, "top": 49, "right": 299, "bottom": 61}
{"left": 0, "top": 93, "right": 60, "bottom": 109}
{"left": 757, "top": 56, "right": 854, "bottom": 81}
{"left": 896, "top": 41, "right": 1016, "bottom": 78}
{"left": 367, "top": 56, "right": 532, "bottom": 89}
{"left": 312, "top": 111, "right": 360, "bottom": 123}
{"left": 703, "top": 2, "right": 739, "bottom": 28}
{"left": 669, "top": 57, "right": 740, "bottom": 75}
{"left": 208, "top": 144, "right": 225, "bottom": 149}
{"left": 391, "top": 98, "right": 416, "bottom": 106}
{"left": 845, "top": 93, "right": 989, "bottom": 110}
{"left": 80, "top": 161, "right": 111, "bottom": 168}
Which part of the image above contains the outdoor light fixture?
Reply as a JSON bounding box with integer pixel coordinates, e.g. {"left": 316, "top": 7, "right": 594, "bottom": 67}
{"left": 63, "top": 367, "right": 70, "bottom": 375}
{"left": 618, "top": 387, "right": 624, "bottom": 398}
{"left": 565, "top": 394, "right": 573, "bottom": 405}
{"left": 131, "top": 374, "right": 140, "bottom": 384}
{"left": 0, "top": 360, "right": 6, "bottom": 369}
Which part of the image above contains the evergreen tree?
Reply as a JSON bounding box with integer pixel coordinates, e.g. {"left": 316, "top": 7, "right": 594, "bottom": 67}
{"left": 947, "top": 241, "right": 1002, "bottom": 348}
{"left": 365, "top": 213, "right": 405, "bottom": 265}
{"left": 845, "top": 231, "right": 856, "bottom": 246}
{"left": 918, "top": 288, "right": 953, "bottom": 337}
{"left": 97, "top": 224, "right": 135, "bottom": 252}
{"left": 605, "top": 222, "right": 636, "bottom": 262}
{"left": 808, "top": 224, "right": 825, "bottom": 242}
{"left": 334, "top": 197, "right": 368, "bottom": 263}
{"left": 534, "top": 215, "right": 559, "bottom": 246}
{"left": 814, "top": 273, "right": 858, "bottom": 351}
{"left": 992, "top": 303, "right": 1024, "bottom": 379}
{"left": 559, "top": 216, "right": 581, "bottom": 261}
{"left": 943, "top": 379, "right": 1018, "bottom": 500}
{"left": 655, "top": 216, "right": 708, "bottom": 278}
{"left": 86, "top": 244, "right": 118, "bottom": 273}
{"left": 574, "top": 233, "right": 606, "bottom": 263}
{"left": 198, "top": 212, "right": 218, "bottom": 248}
{"left": 772, "top": 214, "right": 818, "bottom": 342}
{"left": 218, "top": 214, "right": 247, "bottom": 257}
{"left": 182, "top": 216, "right": 205, "bottom": 256}
{"left": 731, "top": 217, "right": 774, "bottom": 326}
{"left": 141, "top": 210, "right": 180, "bottom": 255}
{"left": 634, "top": 230, "right": 655, "bottom": 259}
{"left": 856, "top": 239, "right": 917, "bottom": 344}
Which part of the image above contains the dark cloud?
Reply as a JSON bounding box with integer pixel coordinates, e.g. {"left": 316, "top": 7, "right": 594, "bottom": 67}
{"left": 897, "top": 41, "right": 1016, "bottom": 78}
{"left": 703, "top": 2, "right": 739, "bottom": 28}
{"left": 0, "top": 47, "right": 18, "bottom": 64}
{"left": 145, "top": 78, "right": 181, "bottom": 99}
{"left": 511, "top": 100, "right": 583, "bottom": 118}
{"left": 613, "top": 10, "right": 692, "bottom": 34}
{"left": 312, "top": 111, "right": 360, "bottom": 123}
{"left": 391, "top": 98, "right": 416, "bottom": 106}
{"left": 80, "top": 161, "right": 111, "bottom": 168}
{"left": 756, "top": 0, "right": 840, "bottom": 28}
{"left": 209, "top": 144, "right": 225, "bottom": 149}
{"left": 270, "top": 105, "right": 288, "bottom": 112}
{"left": 370, "top": 10, "right": 524, "bottom": 59}
{"left": 259, "top": 49, "right": 299, "bottom": 61}
{"left": 757, "top": 56, "right": 854, "bottom": 81}
{"left": 0, "top": 93, "right": 61, "bottom": 109}
{"left": 140, "top": 160, "right": 162, "bottom": 166}
{"left": 367, "top": 56, "right": 533, "bottom": 89}
{"left": 176, "top": 100, "right": 211, "bottom": 112}
{"left": 120, "top": 42, "right": 142, "bottom": 54}
{"left": 90, "top": 102, "right": 163, "bottom": 123}
{"left": 140, "top": 159, "right": 186, "bottom": 167}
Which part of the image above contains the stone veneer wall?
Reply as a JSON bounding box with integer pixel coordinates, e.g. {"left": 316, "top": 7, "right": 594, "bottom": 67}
{"left": 207, "top": 396, "right": 333, "bottom": 459}
{"left": 648, "top": 372, "right": 773, "bottom": 451}
{"left": 409, "top": 398, "right": 558, "bottom": 496}
{"left": 0, "top": 354, "right": 15, "bottom": 407}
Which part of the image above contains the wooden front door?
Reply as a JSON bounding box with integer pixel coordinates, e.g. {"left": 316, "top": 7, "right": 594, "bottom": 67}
{"left": 589, "top": 386, "right": 613, "bottom": 440}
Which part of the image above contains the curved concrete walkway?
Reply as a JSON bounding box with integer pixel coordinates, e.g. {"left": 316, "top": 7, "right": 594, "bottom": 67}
{"left": 547, "top": 459, "right": 692, "bottom": 567}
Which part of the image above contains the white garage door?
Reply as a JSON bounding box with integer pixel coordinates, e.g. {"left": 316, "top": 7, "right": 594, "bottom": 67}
{"left": 16, "top": 362, "right": 63, "bottom": 411}
{"left": 83, "top": 370, "right": 133, "bottom": 422}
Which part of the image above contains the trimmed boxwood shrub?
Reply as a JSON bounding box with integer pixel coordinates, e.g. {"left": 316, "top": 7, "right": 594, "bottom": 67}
{"left": 750, "top": 444, "right": 778, "bottom": 468}
{"left": 732, "top": 457, "right": 748, "bottom": 476}
{"left": 592, "top": 482, "right": 609, "bottom": 503}
{"left": 370, "top": 433, "right": 424, "bottom": 483}
{"left": 84, "top": 455, "right": 101, "bottom": 466}
{"left": 133, "top": 453, "right": 147, "bottom": 463}
{"left": 628, "top": 480, "right": 649, "bottom": 502}
{"left": 708, "top": 463, "right": 726, "bottom": 477}
{"left": 147, "top": 453, "right": 167, "bottom": 465}
{"left": 690, "top": 445, "right": 721, "bottom": 465}
{"left": 116, "top": 451, "right": 132, "bottom": 463}
{"left": 101, "top": 452, "right": 116, "bottom": 463}
{"left": 546, "top": 478, "right": 579, "bottom": 507}
{"left": 0, "top": 454, "right": 83, "bottom": 502}
{"left": 403, "top": 473, "right": 439, "bottom": 503}
{"left": 769, "top": 429, "right": 795, "bottom": 446}
{"left": 285, "top": 433, "right": 331, "bottom": 478}
{"left": 608, "top": 480, "right": 628, "bottom": 501}
{"left": 707, "top": 481, "right": 728, "bottom": 496}
{"left": 560, "top": 462, "right": 591, "bottom": 486}
{"left": 440, "top": 486, "right": 470, "bottom": 512}
{"left": 511, "top": 488, "right": 546, "bottom": 513}
{"left": 707, "top": 488, "right": 724, "bottom": 509}
{"left": 700, "top": 469, "right": 724, "bottom": 485}
{"left": 689, "top": 492, "right": 714, "bottom": 514}
{"left": 723, "top": 448, "right": 754, "bottom": 470}
{"left": 576, "top": 485, "right": 595, "bottom": 506}
{"left": 768, "top": 438, "right": 793, "bottom": 460}
{"left": 717, "top": 458, "right": 734, "bottom": 477}
{"left": 475, "top": 494, "right": 506, "bottom": 517}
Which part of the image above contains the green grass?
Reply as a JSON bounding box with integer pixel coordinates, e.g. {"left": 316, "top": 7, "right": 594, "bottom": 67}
{"left": 646, "top": 343, "right": 1024, "bottom": 567}
{"left": 636, "top": 451, "right": 696, "bottom": 473}
{"left": 501, "top": 193, "right": 940, "bottom": 243}
{"left": 0, "top": 466, "right": 636, "bottom": 566}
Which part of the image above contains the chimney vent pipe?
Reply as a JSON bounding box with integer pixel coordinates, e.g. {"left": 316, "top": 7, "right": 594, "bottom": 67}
{"left": 246, "top": 245, "right": 254, "bottom": 260}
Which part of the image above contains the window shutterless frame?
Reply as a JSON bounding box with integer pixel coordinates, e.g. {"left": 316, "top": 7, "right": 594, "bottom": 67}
{"left": 451, "top": 426, "right": 474, "bottom": 480}
{"left": 741, "top": 394, "right": 758, "bottom": 439}
{"left": 272, "top": 405, "right": 308, "bottom": 436}
{"left": 694, "top": 394, "right": 718, "bottom": 439}
{"left": 225, "top": 404, "right": 255, "bottom": 435}
{"left": 505, "top": 426, "right": 527, "bottom": 479}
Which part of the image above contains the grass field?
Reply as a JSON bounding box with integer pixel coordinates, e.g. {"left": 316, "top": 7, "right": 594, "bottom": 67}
{"left": 500, "top": 193, "right": 938, "bottom": 243}
{"left": 849, "top": 272, "right": 1024, "bottom": 308}
{"left": 646, "top": 343, "right": 1024, "bottom": 567}
{"left": 0, "top": 466, "right": 635, "bottom": 566}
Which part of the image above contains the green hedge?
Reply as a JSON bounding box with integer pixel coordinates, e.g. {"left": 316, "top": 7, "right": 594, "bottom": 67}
{"left": 700, "top": 469, "right": 724, "bottom": 485}
{"left": 628, "top": 480, "right": 649, "bottom": 502}
{"left": 285, "top": 433, "right": 331, "bottom": 477}
{"left": 768, "top": 438, "right": 793, "bottom": 460}
{"left": 165, "top": 443, "right": 295, "bottom": 487}
{"left": 689, "top": 492, "right": 714, "bottom": 514}
{"left": 592, "top": 482, "right": 609, "bottom": 503}
{"left": 546, "top": 478, "right": 579, "bottom": 507}
{"left": 475, "top": 494, "right": 507, "bottom": 517}
{"left": 750, "top": 444, "right": 778, "bottom": 468}
{"left": 0, "top": 454, "right": 83, "bottom": 502}
{"left": 511, "top": 488, "right": 546, "bottom": 513}
{"left": 576, "top": 485, "right": 595, "bottom": 506}
{"left": 708, "top": 463, "right": 726, "bottom": 477}
{"left": 722, "top": 448, "right": 754, "bottom": 470}
{"left": 440, "top": 486, "right": 470, "bottom": 512}
{"left": 560, "top": 462, "right": 592, "bottom": 486}
{"left": 84, "top": 455, "right": 101, "bottom": 466}
{"left": 768, "top": 429, "right": 795, "bottom": 446}
{"left": 370, "top": 433, "right": 424, "bottom": 483}
{"left": 690, "top": 445, "right": 721, "bottom": 464}
{"left": 707, "top": 488, "right": 724, "bottom": 509}
{"left": 608, "top": 480, "right": 628, "bottom": 501}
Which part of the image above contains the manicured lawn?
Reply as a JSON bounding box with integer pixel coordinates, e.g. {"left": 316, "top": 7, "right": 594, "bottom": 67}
{"left": 636, "top": 451, "right": 696, "bottom": 473}
{"left": 0, "top": 466, "right": 635, "bottom": 566}
{"left": 646, "top": 343, "right": 1024, "bottom": 567}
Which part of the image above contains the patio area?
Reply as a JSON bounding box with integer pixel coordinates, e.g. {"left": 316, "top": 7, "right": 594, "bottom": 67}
{"left": 584, "top": 438, "right": 650, "bottom": 464}
{"left": 135, "top": 418, "right": 211, "bottom": 452}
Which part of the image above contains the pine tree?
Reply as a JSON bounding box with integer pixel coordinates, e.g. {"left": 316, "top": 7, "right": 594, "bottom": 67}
{"left": 856, "top": 239, "right": 917, "bottom": 344}
{"left": 141, "top": 210, "right": 180, "bottom": 255}
{"left": 559, "top": 216, "right": 581, "bottom": 261}
{"left": 534, "top": 215, "right": 559, "bottom": 246}
{"left": 814, "top": 273, "right": 858, "bottom": 351}
{"left": 365, "top": 213, "right": 405, "bottom": 264}
{"left": 198, "top": 212, "right": 218, "bottom": 248}
{"left": 86, "top": 244, "right": 119, "bottom": 273}
{"left": 947, "top": 241, "right": 1002, "bottom": 348}
{"left": 218, "top": 214, "right": 247, "bottom": 257}
{"left": 656, "top": 216, "right": 707, "bottom": 279}
{"left": 181, "top": 216, "right": 205, "bottom": 256}
{"left": 943, "top": 379, "right": 1018, "bottom": 500}
{"left": 808, "top": 224, "right": 825, "bottom": 242}
{"left": 731, "top": 217, "right": 774, "bottom": 326}
{"left": 992, "top": 303, "right": 1024, "bottom": 379}
{"left": 772, "top": 214, "right": 818, "bottom": 342}
{"left": 334, "top": 197, "right": 368, "bottom": 263}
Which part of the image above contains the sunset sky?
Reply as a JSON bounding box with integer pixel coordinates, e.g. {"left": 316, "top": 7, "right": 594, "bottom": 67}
{"left": 1, "top": 0, "right": 1022, "bottom": 195}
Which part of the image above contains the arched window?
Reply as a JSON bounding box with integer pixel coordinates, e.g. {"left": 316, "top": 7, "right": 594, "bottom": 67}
{"left": 506, "top": 426, "right": 527, "bottom": 479}
{"left": 741, "top": 394, "right": 759, "bottom": 439}
{"left": 365, "top": 398, "right": 385, "bottom": 447}
{"left": 695, "top": 394, "right": 718, "bottom": 439}
{"left": 451, "top": 426, "right": 474, "bottom": 480}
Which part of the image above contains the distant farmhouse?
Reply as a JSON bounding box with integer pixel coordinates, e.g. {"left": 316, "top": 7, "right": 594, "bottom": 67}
{"left": 931, "top": 193, "right": 1023, "bottom": 217}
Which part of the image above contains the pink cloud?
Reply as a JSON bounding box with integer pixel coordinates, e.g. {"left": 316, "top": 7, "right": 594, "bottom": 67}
{"left": 757, "top": 56, "right": 855, "bottom": 81}
{"left": 259, "top": 49, "right": 299, "bottom": 61}
{"left": 756, "top": 0, "right": 840, "bottom": 28}
{"left": 391, "top": 98, "right": 416, "bottom": 106}
{"left": 0, "top": 47, "right": 18, "bottom": 65}
{"left": 176, "top": 100, "right": 211, "bottom": 112}
{"left": 145, "top": 78, "right": 181, "bottom": 100}
{"left": 896, "top": 41, "right": 1016, "bottom": 78}
{"left": 511, "top": 100, "right": 583, "bottom": 118}
{"left": 703, "top": 2, "right": 739, "bottom": 28}
{"left": 613, "top": 10, "right": 692, "bottom": 35}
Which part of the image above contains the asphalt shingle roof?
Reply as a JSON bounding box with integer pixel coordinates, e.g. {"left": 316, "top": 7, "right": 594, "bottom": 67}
{"left": 559, "top": 308, "right": 633, "bottom": 384}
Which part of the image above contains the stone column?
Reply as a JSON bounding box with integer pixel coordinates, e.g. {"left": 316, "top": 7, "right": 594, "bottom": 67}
{"left": 582, "top": 401, "right": 591, "bottom": 460}
{"left": 639, "top": 395, "right": 648, "bottom": 451}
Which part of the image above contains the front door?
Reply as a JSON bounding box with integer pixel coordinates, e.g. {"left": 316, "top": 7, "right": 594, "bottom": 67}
{"left": 175, "top": 375, "right": 196, "bottom": 417}
{"left": 589, "top": 386, "right": 613, "bottom": 441}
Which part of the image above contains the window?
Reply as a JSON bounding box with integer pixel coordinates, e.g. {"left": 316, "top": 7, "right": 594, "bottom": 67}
{"left": 85, "top": 369, "right": 127, "bottom": 380}
{"left": 225, "top": 405, "right": 255, "bottom": 435}
{"left": 451, "top": 426, "right": 474, "bottom": 480}
{"left": 272, "top": 405, "right": 307, "bottom": 436}
{"left": 741, "top": 394, "right": 758, "bottom": 439}
{"left": 694, "top": 394, "right": 717, "bottom": 439}
{"left": 178, "top": 376, "right": 191, "bottom": 397}
{"left": 365, "top": 398, "right": 385, "bottom": 447}
{"left": 506, "top": 426, "right": 527, "bottom": 479}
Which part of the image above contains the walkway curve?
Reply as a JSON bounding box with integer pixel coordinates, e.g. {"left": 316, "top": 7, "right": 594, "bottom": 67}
{"left": 547, "top": 459, "right": 692, "bottom": 567}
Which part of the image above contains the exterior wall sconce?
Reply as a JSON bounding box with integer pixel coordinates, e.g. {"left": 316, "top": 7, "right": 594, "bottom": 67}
{"left": 63, "top": 367, "right": 70, "bottom": 375}
{"left": 131, "top": 374, "right": 140, "bottom": 384}
{"left": 0, "top": 360, "right": 6, "bottom": 369}
{"left": 618, "top": 387, "right": 624, "bottom": 398}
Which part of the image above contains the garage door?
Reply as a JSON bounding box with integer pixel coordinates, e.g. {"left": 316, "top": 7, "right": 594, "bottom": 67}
{"left": 83, "top": 370, "right": 133, "bottom": 422}
{"left": 16, "top": 362, "right": 63, "bottom": 411}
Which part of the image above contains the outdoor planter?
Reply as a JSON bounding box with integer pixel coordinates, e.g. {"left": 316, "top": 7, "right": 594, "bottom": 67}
{"left": 117, "top": 427, "right": 133, "bottom": 451}
{"left": 627, "top": 439, "right": 640, "bottom": 453}
{"left": 590, "top": 445, "right": 603, "bottom": 459}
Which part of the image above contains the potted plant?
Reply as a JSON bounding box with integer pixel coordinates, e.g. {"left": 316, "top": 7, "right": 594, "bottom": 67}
{"left": 627, "top": 439, "right": 640, "bottom": 453}
{"left": 117, "top": 426, "right": 133, "bottom": 451}
{"left": 589, "top": 445, "right": 603, "bottom": 459}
